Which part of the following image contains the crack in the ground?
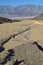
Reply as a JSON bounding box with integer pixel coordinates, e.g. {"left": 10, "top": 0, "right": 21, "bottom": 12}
{"left": 0, "top": 36, "right": 11, "bottom": 47}
{"left": 0, "top": 27, "right": 30, "bottom": 65}
{"left": 32, "top": 42, "right": 43, "bottom": 52}
{"left": 0, "top": 27, "right": 30, "bottom": 52}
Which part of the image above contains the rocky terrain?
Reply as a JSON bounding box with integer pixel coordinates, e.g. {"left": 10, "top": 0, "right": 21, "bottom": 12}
{"left": 0, "top": 42, "right": 43, "bottom": 65}
{"left": 0, "top": 15, "right": 43, "bottom": 65}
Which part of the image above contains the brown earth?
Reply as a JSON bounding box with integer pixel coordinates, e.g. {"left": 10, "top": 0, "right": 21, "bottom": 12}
{"left": 0, "top": 19, "right": 43, "bottom": 65}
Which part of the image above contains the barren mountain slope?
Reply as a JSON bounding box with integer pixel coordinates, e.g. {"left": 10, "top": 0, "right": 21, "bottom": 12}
{"left": 32, "top": 13, "right": 43, "bottom": 20}
{"left": 0, "top": 4, "right": 43, "bottom": 18}
{"left": 0, "top": 19, "right": 43, "bottom": 65}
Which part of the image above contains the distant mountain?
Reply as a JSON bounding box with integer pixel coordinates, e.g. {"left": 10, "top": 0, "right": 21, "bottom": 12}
{"left": 0, "top": 4, "right": 43, "bottom": 18}
{"left": 32, "top": 13, "right": 43, "bottom": 20}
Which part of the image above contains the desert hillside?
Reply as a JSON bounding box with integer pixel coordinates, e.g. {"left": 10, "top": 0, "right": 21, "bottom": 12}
{"left": 32, "top": 13, "right": 43, "bottom": 20}
{"left": 0, "top": 18, "right": 43, "bottom": 65}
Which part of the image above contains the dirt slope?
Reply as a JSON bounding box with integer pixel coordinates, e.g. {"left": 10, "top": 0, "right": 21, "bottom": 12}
{"left": 0, "top": 19, "right": 43, "bottom": 65}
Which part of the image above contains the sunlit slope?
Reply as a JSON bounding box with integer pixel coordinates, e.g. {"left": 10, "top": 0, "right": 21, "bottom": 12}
{"left": 0, "top": 19, "right": 43, "bottom": 51}
{"left": 0, "top": 20, "right": 34, "bottom": 40}
{"left": 29, "top": 20, "right": 43, "bottom": 41}
{"left": 30, "top": 25, "right": 43, "bottom": 41}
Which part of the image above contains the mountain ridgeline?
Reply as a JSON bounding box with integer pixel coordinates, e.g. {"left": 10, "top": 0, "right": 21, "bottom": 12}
{"left": 0, "top": 13, "right": 43, "bottom": 24}
{"left": 0, "top": 4, "right": 43, "bottom": 18}
{"left": 33, "top": 13, "right": 43, "bottom": 20}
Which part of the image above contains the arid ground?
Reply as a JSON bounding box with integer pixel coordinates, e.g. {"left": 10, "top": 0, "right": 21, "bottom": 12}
{"left": 0, "top": 19, "right": 43, "bottom": 65}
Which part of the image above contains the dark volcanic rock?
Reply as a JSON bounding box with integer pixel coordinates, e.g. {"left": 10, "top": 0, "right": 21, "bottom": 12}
{"left": 0, "top": 46, "right": 5, "bottom": 52}
{"left": 1, "top": 49, "right": 15, "bottom": 65}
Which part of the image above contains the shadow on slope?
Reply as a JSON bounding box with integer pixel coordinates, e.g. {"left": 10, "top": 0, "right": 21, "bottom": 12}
{"left": 0, "top": 17, "right": 21, "bottom": 24}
